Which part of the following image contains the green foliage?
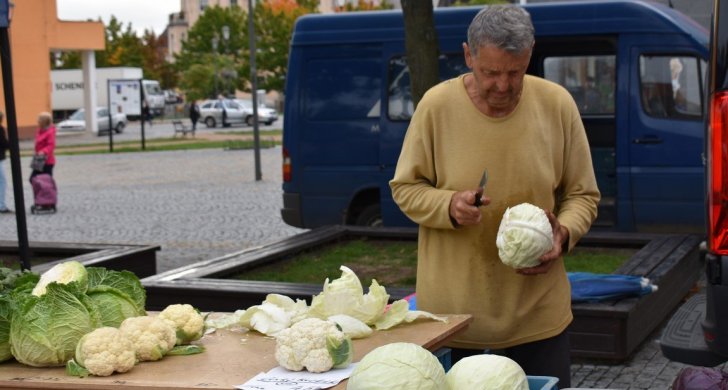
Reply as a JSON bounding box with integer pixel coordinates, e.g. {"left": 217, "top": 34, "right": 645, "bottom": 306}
{"left": 335, "top": 0, "right": 394, "bottom": 11}
{"left": 176, "top": 5, "right": 248, "bottom": 98}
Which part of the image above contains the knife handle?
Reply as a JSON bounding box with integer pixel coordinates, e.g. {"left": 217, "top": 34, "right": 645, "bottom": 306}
{"left": 474, "top": 190, "right": 483, "bottom": 207}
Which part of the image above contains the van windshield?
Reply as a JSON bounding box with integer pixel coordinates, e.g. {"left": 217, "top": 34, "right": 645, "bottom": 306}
{"left": 145, "top": 83, "right": 163, "bottom": 96}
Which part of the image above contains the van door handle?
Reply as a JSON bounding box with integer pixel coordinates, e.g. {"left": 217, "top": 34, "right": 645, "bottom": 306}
{"left": 632, "top": 136, "right": 663, "bottom": 144}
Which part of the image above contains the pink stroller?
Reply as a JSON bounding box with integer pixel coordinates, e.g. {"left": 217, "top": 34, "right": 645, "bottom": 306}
{"left": 30, "top": 174, "right": 57, "bottom": 214}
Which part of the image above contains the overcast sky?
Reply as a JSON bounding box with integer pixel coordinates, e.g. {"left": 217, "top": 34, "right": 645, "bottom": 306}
{"left": 55, "top": 0, "right": 180, "bottom": 36}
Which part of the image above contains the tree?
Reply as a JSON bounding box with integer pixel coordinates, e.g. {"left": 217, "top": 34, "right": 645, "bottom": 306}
{"left": 334, "top": 0, "right": 393, "bottom": 12}
{"left": 253, "top": 0, "right": 318, "bottom": 93}
{"left": 141, "top": 30, "right": 177, "bottom": 89}
{"left": 175, "top": 5, "right": 248, "bottom": 98}
{"left": 401, "top": 0, "right": 440, "bottom": 108}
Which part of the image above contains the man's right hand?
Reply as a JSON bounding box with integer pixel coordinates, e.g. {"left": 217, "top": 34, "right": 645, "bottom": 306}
{"left": 449, "top": 190, "right": 491, "bottom": 226}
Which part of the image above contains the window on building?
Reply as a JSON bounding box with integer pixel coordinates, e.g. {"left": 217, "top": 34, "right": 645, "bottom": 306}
{"left": 200, "top": 0, "right": 208, "bottom": 11}
{"left": 543, "top": 55, "right": 616, "bottom": 115}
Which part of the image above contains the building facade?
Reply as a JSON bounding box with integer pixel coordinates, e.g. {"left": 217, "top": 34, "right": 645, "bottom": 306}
{"left": 0, "top": 0, "right": 104, "bottom": 139}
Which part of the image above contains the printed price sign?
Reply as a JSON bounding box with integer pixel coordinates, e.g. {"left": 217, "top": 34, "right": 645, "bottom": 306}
{"left": 236, "top": 365, "right": 356, "bottom": 390}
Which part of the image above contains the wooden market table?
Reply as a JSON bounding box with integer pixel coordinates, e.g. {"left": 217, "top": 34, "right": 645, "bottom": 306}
{"left": 0, "top": 314, "right": 471, "bottom": 389}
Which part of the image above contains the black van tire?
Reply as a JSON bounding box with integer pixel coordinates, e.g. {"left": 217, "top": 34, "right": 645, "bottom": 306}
{"left": 355, "top": 204, "right": 383, "bottom": 227}
{"left": 205, "top": 117, "right": 216, "bottom": 128}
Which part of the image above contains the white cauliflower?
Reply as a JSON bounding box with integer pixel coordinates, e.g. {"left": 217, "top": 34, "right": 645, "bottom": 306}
{"left": 66, "top": 327, "right": 136, "bottom": 377}
{"left": 274, "top": 317, "right": 353, "bottom": 373}
{"left": 118, "top": 316, "right": 177, "bottom": 362}
{"left": 158, "top": 304, "right": 205, "bottom": 345}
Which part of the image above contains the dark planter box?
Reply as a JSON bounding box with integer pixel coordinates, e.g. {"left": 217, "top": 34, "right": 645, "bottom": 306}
{"left": 142, "top": 225, "right": 702, "bottom": 362}
{"left": 0, "top": 240, "right": 160, "bottom": 278}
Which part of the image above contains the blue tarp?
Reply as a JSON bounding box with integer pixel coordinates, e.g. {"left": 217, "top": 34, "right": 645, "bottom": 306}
{"left": 568, "top": 272, "right": 658, "bottom": 303}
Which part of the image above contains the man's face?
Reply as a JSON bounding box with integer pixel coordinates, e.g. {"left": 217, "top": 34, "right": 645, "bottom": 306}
{"left": 464, "top": 43, "right": 532, "bottom": 113}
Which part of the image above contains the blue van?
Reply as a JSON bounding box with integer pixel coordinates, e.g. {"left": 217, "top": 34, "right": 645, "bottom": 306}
{"left": 281, "top": 0, "right": 708, "bottom": 232}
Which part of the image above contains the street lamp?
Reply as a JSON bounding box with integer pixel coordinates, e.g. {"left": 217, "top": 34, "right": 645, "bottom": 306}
{"left": 221, "top": 25, "right": 230, "bottom": 97}
{"left": 211, "top": 26, "right": 230, "bottom": 99}
{"left": 211, "top": 36, "right": 219, "bottom": 98}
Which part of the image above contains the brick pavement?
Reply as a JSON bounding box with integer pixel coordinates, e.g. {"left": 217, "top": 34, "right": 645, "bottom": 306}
{"left": 1, "top": 127, "right": 726, "bottom": 388}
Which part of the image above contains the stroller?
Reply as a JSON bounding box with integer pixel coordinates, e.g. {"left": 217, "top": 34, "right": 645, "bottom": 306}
{"left": 30, "top": 173, "right": 57, "bottom": 214}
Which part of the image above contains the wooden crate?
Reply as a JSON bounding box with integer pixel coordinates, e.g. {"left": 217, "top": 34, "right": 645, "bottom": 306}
{"left": 0, "top": 240, "right": 159, "bottom": 278}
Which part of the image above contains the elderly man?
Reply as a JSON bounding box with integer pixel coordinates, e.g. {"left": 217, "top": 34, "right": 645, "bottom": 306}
{"left": 389, "top": 4, "right": 600, "bottom": 386}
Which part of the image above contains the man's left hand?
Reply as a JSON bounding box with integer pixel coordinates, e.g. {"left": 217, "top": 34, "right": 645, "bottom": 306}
{"left": 517, "top": 210, "right": 569, "bottom": 276}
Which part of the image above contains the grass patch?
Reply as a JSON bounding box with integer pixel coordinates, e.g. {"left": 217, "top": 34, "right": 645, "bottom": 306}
{"left": 215, "top": 129, "right": 282, "bottom": 137}
{"left": 55, "top": 138, "right": 279, "bottom": 155}
{"left": 229, "top": 239, "right": 638, "bottom": 288}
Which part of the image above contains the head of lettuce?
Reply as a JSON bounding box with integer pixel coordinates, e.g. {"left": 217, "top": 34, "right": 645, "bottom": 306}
{"left": 496, "top": 203, "right": 554, "bottom": 269}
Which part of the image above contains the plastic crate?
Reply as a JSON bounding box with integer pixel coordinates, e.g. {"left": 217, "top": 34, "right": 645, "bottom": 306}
{"left": 527, "top": 375, "right": 560, "bottom": 390}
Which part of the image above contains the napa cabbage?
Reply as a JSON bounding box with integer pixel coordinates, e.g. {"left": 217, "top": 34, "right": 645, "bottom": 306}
{"left": 347, "top": 342, "right": 447, "bottom": 390}
{"left": 496, "top": 203, "right": 554, "bottom": 269}
{"left": 445, "top": 354, "right": 529, "bottom": 389}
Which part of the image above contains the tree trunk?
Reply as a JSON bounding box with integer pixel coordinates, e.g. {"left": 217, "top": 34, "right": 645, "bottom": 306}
{"left": 401, "top": 0, "right": 440, "bottom": 108}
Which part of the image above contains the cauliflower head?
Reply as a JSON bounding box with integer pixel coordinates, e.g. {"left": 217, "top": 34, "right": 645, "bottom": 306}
{"left": 158, "top": 304, "right": 205, "bottom": 345}
{"left": 72, "top": 327, "right": 136, "bottom": 377}
{"left": 119, "top": 316, "right": 177, "bottom": 362}
{"left": 274, "top": 317, "right": 353, "bottom": 373}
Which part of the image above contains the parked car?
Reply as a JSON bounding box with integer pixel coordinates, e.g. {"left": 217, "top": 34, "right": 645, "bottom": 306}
{"left": 56, "top": 107, "right": 127, "bottom": 136}
{"left": 164, "top": 89, "right": 182, "bottom": 104}
{"left": 236, "top": 99, "right": 279, "bottom": 125}
{"left": 199, "top": 99, "right": 246, "bottom": 128}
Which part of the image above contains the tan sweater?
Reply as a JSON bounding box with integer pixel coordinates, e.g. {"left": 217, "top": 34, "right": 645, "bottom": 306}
{"left": 389, "top": 74, "right": 600, "bottom": 349}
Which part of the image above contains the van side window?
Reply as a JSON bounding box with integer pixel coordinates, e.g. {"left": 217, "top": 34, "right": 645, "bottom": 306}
{"left": 639, "top": 55, "right": 705, "bottom": 119}
{"left": 305, "top": 58, "right": 381, "bottom": 120}
{"left": 543, "top": 55, "right": 616, "bottom": 115}
{"left": 387, "top": 53, "right": 468, "bottom": 120}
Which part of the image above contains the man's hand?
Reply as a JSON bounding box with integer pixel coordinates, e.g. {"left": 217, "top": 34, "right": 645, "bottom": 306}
{"left": 517, "top": 210, "right": 569, "bottom": 275}
{"left": 449, "top": 190, "right": 491, "bottom": 226}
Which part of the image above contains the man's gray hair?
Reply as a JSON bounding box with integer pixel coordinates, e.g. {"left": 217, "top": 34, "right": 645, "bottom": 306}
{"left": 467, "top": 4, "right": 535, "bottom": 56}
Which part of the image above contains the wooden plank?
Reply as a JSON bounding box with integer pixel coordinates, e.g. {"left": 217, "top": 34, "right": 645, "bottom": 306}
{"left": 0, "top": 314, "right": 472, "bottom": 390}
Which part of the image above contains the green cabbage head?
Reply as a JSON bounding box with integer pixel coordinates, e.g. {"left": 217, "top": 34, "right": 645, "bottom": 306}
{"left": 496, "top": 203, "right": 554, "bottom": 269}
{"left": 347, "top": 342, "right": 447, "bottom": 390}
{"left": 10, "top": 282, "right": 101, "bottom": 367}
{"left": 86, "top": 267, "right": 147, "bottom": 327}
{"left": 445, "top": 354, "right": 529, "bottom": 389}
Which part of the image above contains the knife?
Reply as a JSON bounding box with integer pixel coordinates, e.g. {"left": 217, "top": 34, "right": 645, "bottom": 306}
{"left": 474, "top": 168, "right": 488, "bottom": 207}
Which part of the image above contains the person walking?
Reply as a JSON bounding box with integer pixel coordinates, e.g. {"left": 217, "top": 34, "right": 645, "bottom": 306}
{"left": 189, "top": 100, "right": 200, "bottom": 131}
{"left": 0, "top": 111, "right": 10, "bottom": 213}
{"left": 30, "top": 112, "right": 56, "bottom": 182}
{"left": 389, "top": 5, "right": 600, "bottom": 387}
{"left": 142, "top": 101, "right": 153, "bottom": 127}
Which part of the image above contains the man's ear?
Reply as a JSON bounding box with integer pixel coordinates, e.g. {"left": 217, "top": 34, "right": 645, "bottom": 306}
{"left": 463, "top": 42, "right": 473, "bottom": 69}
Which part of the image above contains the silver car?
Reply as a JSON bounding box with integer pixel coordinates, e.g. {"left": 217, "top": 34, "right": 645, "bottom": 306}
{"left": 236, "top": 99, "right": 279, "bottom": 125}
{"left": 56, "top": 107, "right": 127, "bottom": 136}
{"left": 199, "top": 99, "right": 246, "bottom": 128}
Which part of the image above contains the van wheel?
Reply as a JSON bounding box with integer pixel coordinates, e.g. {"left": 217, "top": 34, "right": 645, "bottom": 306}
{"left": 205, "top": 117, "right": 216, "bottom": 128}
{"left": 246, "top": 116, "right": 255, "bottom": 126}
{"left": 355, "top": 204, "right": 382, "bottom": 227}
{"left": 115, "top": 122, "right": 125, "bottom": 134}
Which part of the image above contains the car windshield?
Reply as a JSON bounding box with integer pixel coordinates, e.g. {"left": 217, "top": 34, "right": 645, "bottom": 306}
{"left": 69, "top": 110, "right": 85, "bottom": 120}
{"left": 238, "top": 100, "right": 269, "bottom": 109}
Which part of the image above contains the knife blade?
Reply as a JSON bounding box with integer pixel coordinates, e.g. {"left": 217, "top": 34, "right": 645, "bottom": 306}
{"left": 474, "top": 168, "right": 488, "bottom": 207}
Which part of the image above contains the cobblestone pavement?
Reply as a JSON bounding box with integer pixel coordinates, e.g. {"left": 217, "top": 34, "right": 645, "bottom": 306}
{"left": 1, "top": 123, "right": 726, "bottom": 388}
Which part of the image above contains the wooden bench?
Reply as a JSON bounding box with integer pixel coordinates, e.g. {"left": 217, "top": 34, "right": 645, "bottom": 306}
{"left": 172, "top": 120, "right": 195, "bottom": 137}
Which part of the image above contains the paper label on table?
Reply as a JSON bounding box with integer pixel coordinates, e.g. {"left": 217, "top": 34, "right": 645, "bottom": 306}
{"left": 236, "top": 364, "right": 357, "bottom": 390}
